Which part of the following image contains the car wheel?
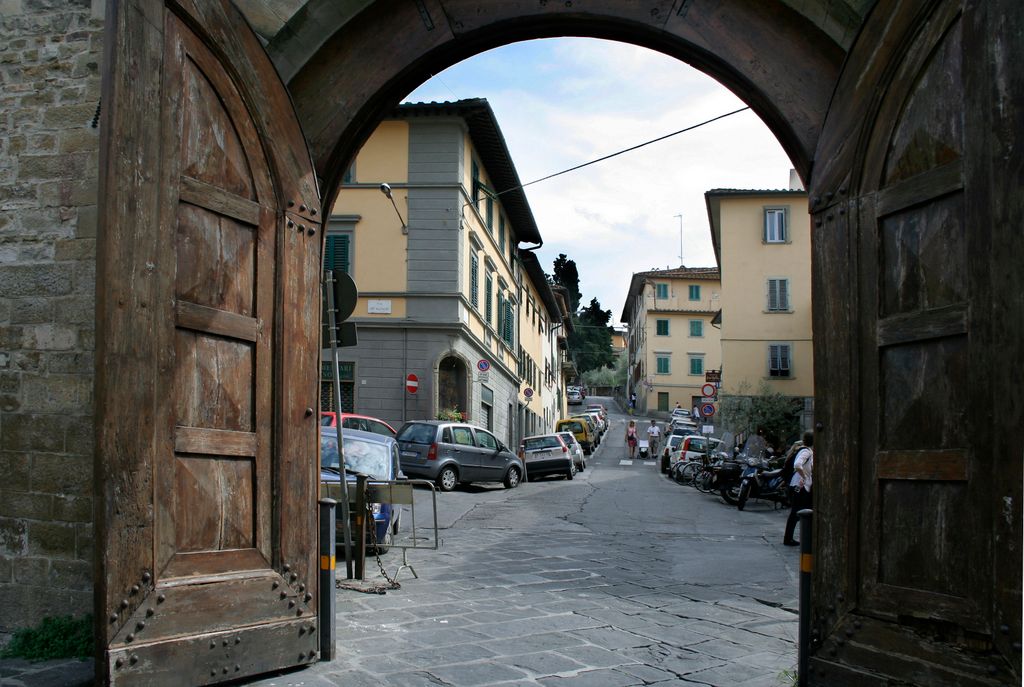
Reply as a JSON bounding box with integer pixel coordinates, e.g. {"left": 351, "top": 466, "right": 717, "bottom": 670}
{"left": 436, "top": 466, "right": 458, "bottom": 492}
{"left": 504, "top": 465, "right": 522, "bottom": 489}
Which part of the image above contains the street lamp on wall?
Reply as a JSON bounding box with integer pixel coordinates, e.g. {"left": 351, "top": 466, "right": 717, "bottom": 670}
{"left": 380, "top": 183, "right": 408, "bottom": 234}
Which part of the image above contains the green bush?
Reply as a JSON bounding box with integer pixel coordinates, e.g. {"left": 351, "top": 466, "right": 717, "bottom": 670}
{"left": 1, "top": 614, "right": 92, "bottom": 661}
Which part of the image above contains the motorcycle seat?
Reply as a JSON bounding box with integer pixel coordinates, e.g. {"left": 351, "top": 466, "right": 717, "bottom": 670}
{"left": 762, "top": 468, "right": 784, "bottom": 478}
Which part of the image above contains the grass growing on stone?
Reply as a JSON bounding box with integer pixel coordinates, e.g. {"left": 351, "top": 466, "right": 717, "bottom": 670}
{"left": 0, "top": 614, "right": 92, "bottom": 661}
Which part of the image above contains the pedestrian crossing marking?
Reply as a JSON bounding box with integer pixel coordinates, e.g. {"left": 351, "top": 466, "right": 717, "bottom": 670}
{"left": 619, "top": 460, "right": 633, "bottom": 466}
{"left": 643, "top": 461, "right": 655, "bottom": 466}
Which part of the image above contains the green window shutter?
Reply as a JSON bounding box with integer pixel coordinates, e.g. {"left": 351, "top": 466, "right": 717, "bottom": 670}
{"left": 472, "top": 160, "right": 480, "bottom": 209}
{"left": 326, "top": 234, "right": 350, "bottom": 274}
{"left": 656, "top": 319, "right": 669, "bottom": 336}
{"left": 505, "top": 300, "right": 514, "bottom": 346}
{"left": 485, "top": 276, "right": 493, "bottom": 324}
{"left": 486, "top": 197, "right": 494, "bottom": 230}
{"left": 689, "top": 357, "right": 704, "bottom": 375}
{"left": 470, "top": 254, "right": 479, "bottom": 307}
{"left": 655, "top": 283, "right": 668, "bottom": 299}
{"left": 497, "top": 293, "right": 505, "bottom": 338}
{"left": 690, "top": 319, "right": 703, "bottom": 336}
{"left": 498, "top": 215, "right": 505, "bottom": 252}
{"left": 689, "top": 284, "right": 700, "bottom": 300}
{"left": 656, "top": 356, "right": 670, "bottom": 374}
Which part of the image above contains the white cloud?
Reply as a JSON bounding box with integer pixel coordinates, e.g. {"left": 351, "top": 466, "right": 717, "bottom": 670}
{"left": 406, "top": 38, "right": 794, "bottom": 318}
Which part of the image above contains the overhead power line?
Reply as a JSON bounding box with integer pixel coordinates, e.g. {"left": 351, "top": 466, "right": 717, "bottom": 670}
{"left": 492, "top": 106, "right": 752, "bottom": 199}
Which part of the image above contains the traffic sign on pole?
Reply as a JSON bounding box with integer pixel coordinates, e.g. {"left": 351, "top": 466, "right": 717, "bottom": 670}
{"left": 701, "top": 402, "right": 716, "bottom": 417}
{"left": 405, "top": 373, "right": 419, "bottom": 394}
{"left": 701, "top": 383, "right": 717, "bottom": 398}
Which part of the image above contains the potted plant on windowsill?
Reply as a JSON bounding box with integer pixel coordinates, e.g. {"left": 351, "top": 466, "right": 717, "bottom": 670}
{"left": 436, "top": 407, "right": 465, "bottom": 421}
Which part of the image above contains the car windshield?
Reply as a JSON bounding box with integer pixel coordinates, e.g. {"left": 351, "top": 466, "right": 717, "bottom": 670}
{"left": 557, "top": 432, "right": 576, "bottom": 445}
{"left": 561, "top": 421, "right": 584, "bottom": 433}
{"left": 321, "top": 434, "right": 391, "bottom": 479}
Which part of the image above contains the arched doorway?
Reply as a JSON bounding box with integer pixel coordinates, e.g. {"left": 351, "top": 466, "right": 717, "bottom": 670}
{"left": 95, "top": 2, "right": 1021, "bottom": 685}
{"left": 437, "top": 354, "right": 469, "bottom": 419}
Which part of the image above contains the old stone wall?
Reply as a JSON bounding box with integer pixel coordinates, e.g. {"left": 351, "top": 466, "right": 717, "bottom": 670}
{"left": 0, "top": 0, "right": 104, "bottom": 637}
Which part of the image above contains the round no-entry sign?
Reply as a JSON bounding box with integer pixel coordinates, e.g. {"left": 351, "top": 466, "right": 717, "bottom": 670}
{"left": 701, "top": 383, "right": 717, "bottom": 398}
{"left": 405, "top": 373, "right": 419, "bottom": 394}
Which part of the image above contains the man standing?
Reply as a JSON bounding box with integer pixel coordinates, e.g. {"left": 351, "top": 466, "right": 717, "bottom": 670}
{"left": 783, "top": 430, "right": 814, "bottom": 546}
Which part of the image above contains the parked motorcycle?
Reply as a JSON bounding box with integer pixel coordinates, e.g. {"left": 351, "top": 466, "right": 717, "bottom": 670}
{"left": 737, "top": 453, "right": 789, "bottom": 511}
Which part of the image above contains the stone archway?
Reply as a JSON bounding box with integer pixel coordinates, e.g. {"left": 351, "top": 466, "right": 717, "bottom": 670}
{"left": 436, "top": 353, "right": 470, "bottom": 420}
{"left": 264, "top": 2, "right": 1021, "bottom": 684}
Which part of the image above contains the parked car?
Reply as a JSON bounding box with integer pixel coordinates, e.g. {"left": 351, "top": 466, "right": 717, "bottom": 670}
{"left": 586, "top": 403, "right": 608, "bottom": 423}
{"left": 557, "top": 431, "right": 586, "bottom": 472}
{"left": 679, "top": 435, "right": 724, "bottom": 462}
{"left": 395, "top": 421, "right": 524, "bottom": 492}
{"left": 660, "top": 433, "right": 686, "bottom": 472}
{"left": 575, "top": 410, "right": 606, "bottom": 434}
{"left": 567, "top": 389, "right": 583, "bottom": 405}
{"left": 556, "top": 417, "right": 595, "bottom": 454}
{"left": 321, "top": 411, "right": 397, "bottom": 437}
{"left": 519, "top": 434, "right": 576, "bottom": 481}
{"left": 670, "top": 416, "right": 698, "bottom": 434}
{"left": 571, "top": 413, "right": 602, "bottom": 444}
{"left": 319, "top": 427, "right": 402, "bottom": 552}
{"left": 671, "top": 407, "right": 691, "bottom": 420}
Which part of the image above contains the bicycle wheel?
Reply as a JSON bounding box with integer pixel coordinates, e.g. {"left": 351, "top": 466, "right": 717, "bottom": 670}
{"left": 677, "top": 461, "right": 701, "bottom": 485}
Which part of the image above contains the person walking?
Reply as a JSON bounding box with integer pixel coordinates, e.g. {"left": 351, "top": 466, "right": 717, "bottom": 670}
{"left": 692, "top": 404, "right": 701, "bottom": 424}
{"left": 626, "top": 420, "right": 638, "bottom": 459}
{"left": 783, "top": 430, "right": 814, "bottom": 546}
{"left": 629, "top": 391, "right": 637, "bottom": 415}
{"left": 646, "top": 419, "right": 662, "bottom": 456}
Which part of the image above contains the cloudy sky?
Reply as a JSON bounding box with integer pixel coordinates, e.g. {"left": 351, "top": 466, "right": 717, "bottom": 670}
{"left": 405, "top": 38, "right": 795, "bottom": 322}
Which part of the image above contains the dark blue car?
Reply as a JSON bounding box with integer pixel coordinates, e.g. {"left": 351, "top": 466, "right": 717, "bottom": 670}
{"left": 320, "top": 427, "right": 403, "bottom": 552}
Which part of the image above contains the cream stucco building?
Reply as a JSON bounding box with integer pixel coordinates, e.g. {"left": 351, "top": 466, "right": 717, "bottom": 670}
{"left": 620, "top": 267, "right": 723, "bottom": 415}
{"left": 323, "top": 99, "right": 567, "bottom": 445}
{"left": 705, "top": 186, "right": 814, "bottom": 427}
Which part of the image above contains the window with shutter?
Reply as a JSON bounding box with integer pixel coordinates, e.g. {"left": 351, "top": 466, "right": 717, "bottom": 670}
{"left": 769, "top": 344, "right": 792, "bottom": 377}
{"left": 486, "top": 196, "right": 494, "bottom": 230}
{"left": 325, "top": 234, "right": 350, "bottom": 274}
{"left": 472, "top": 160, "right": 481, "bottom": 209}
{"left": 689, "top": 356, "right": 704, "bottom": 375}
{"left": 689, "top": 319, "right": 703, "bottom": 337}
{"left": 470, "top": 254, "right": 479, "bottom": 308}
{"left": 688, "top": 284, "right": 701, "bottom": 301}
{"left": 656, "top": 319, "right": 669, "bottom": 336}
{"left": 655, "top": 283, "right": 669, "bottom": 299}
{"left": 767, "top": 278, "right": 790, "bottom": 311}
{"left": 656, "top": 356, "right": 671, "bottom": 374}
{"left": 485, "top": 276, "right": 493, "bottom": 324}
{"left": 497, "top": 292, "right": 505, "bottom": 338}
{"left": 504, "top": 299, "right": 514, "bottom": 347}
{"left": 498, "top": 215, "right": 505, "bottom": 252}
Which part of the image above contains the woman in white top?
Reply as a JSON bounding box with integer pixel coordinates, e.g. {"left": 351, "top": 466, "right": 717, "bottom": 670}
{"left": 784, "top": 431, "right": 814, "bottom": 546}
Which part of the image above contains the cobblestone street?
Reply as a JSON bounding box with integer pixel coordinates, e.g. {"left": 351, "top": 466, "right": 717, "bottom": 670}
{"left": 249, "top": 403, "right": 800, "bottom": 687}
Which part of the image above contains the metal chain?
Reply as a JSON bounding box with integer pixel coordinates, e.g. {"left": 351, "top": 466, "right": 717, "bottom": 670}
{"left": 364, "top": 501, "right": 401, "bottom": 590}
{"left": 334, "top": 489, "right": 403, "bottom": 594}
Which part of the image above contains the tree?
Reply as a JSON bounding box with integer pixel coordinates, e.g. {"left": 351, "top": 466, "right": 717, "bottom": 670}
{"left": 569, "top": 297, "right": 615, "bottom": 373}
{"left": 717, "top": 381, "right": 803, "bottom": 448}
{"left": 582, "top": 349, "right": 627, "bottom": 387}
{"left": 552, "top": 254, "right": 582, "bottom": 312}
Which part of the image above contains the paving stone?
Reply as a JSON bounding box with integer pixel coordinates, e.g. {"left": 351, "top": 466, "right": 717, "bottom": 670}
{"left": 573, "top": 627, "right": 656, "bottom": 650}
{"left": 480, "top": 632, "right": 586, "bottom": 657}
{"left": 504, "top": 650, "right": 588, "bottom": 677}
{"left": 427, "top": 661, "right": 529, "bottom": 686}
{"left": 537, "top": 668, "right": 643, "bottom": 687}
{"left": 393, "top": 642, "right": 497, "bottom": 667}
{"left": 553, "top": 645, "right": 636, "bottom": 669}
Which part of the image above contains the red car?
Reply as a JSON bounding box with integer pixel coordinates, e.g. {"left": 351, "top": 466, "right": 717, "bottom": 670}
{"left": 320, "top": 412, "right": 397, "bottom": 437}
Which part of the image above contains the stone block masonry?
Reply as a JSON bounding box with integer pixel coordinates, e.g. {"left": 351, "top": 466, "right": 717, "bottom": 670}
{"left": 0, "top": 0, "right": 104, "bottom": 639}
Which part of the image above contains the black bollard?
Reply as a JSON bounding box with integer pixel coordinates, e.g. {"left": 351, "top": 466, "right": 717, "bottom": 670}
{"left": 318, "top": 498, "right": 337, "bottom": 660}
{"left": 797, "top": 508, "right": 813, "bottom": 687}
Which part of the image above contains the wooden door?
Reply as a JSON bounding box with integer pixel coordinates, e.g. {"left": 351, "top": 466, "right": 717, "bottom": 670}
{"left": 95, "top": 1, "right": 321, "bottom": 684}
{"left": 810, "top": 0, "right": 1022, "bottom": 684}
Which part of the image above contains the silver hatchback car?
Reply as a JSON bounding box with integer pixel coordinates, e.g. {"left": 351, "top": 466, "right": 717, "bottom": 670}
{"left": 396, "top": 421, "right": 525, "bottom": 492}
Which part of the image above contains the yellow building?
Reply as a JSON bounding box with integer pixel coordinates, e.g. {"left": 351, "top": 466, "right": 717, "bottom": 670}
{"left": 620, "top": 267, "right": 723, "bottom": 415}
{"left": 323, "top": 99, "right": 566, "bottom": 446}
{"left": 705, "top": 186, "right": 814, "bottom": 426}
